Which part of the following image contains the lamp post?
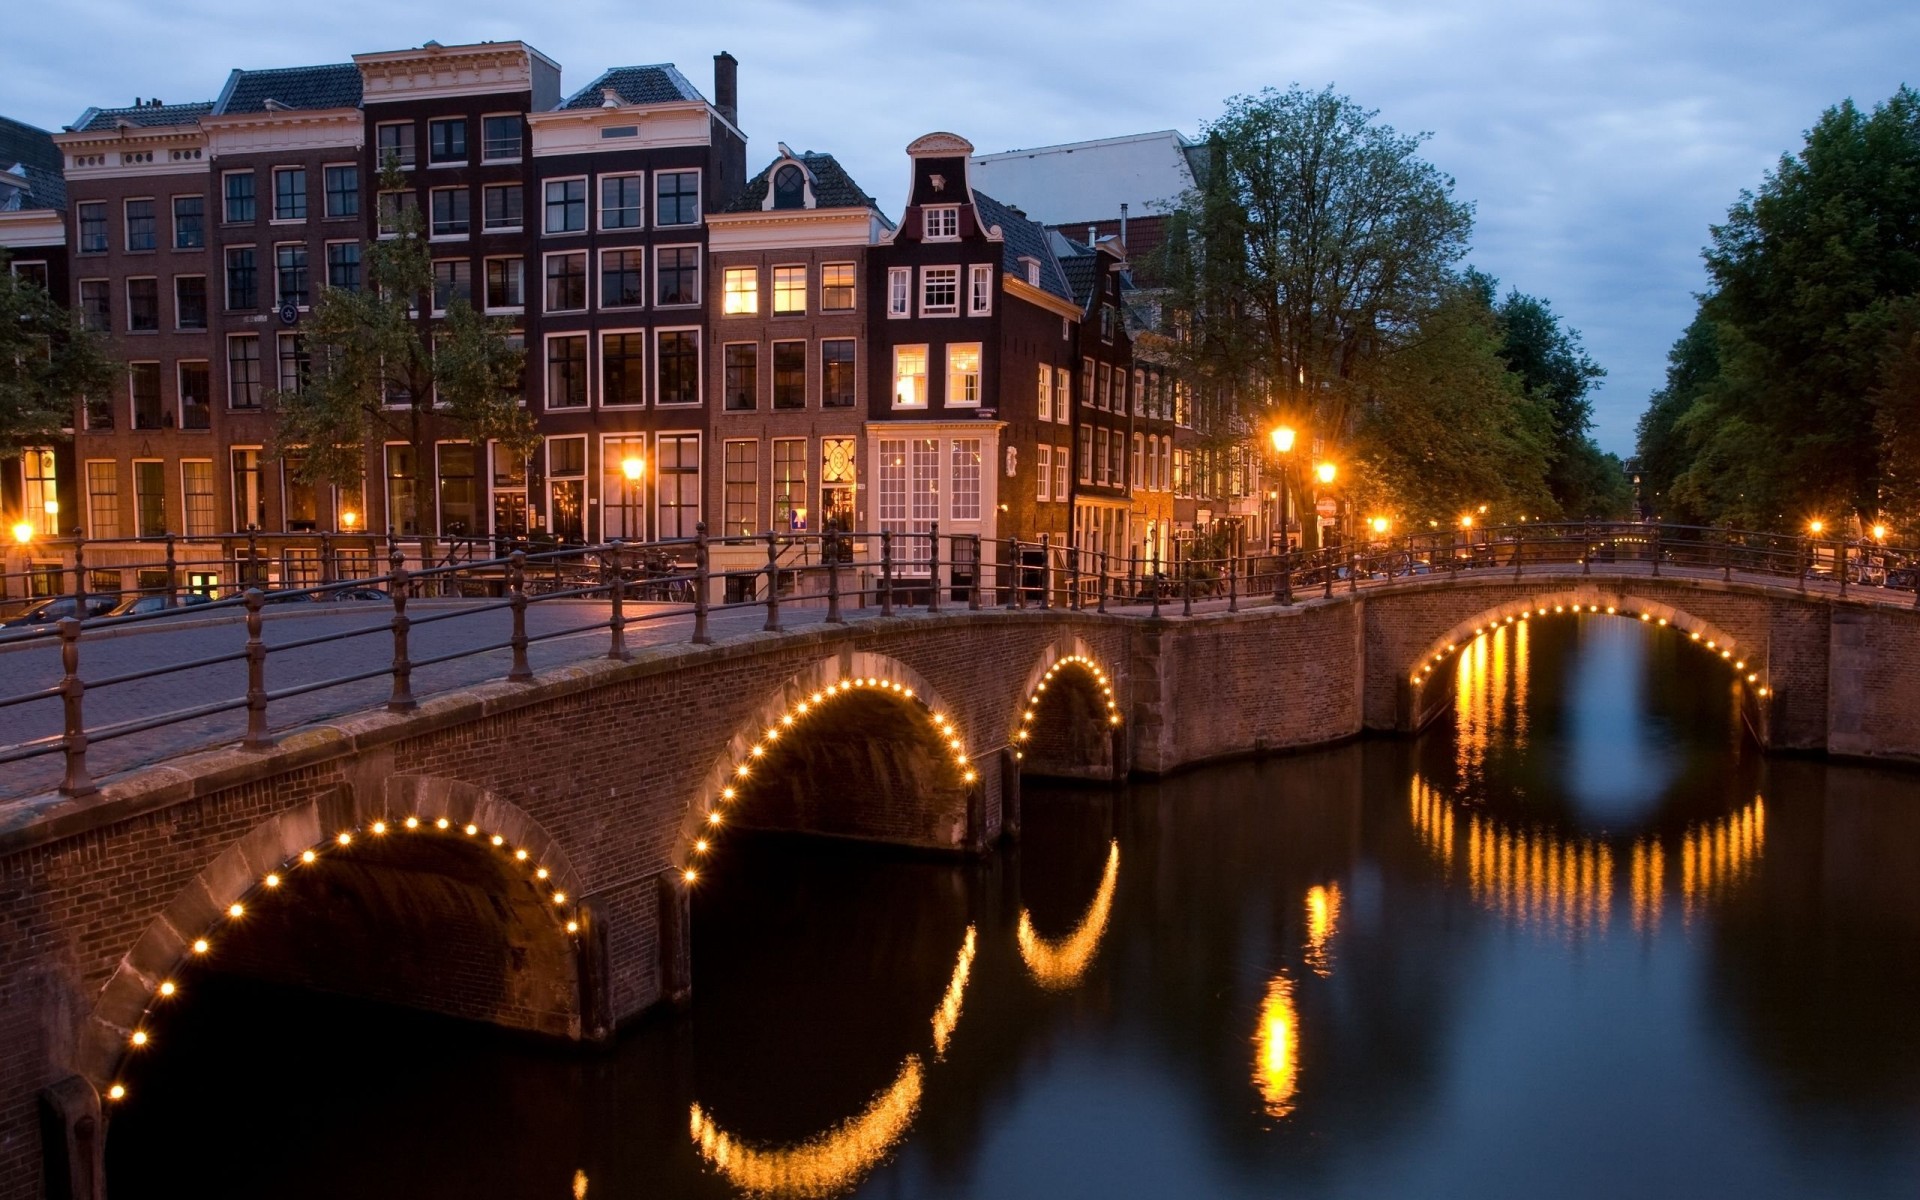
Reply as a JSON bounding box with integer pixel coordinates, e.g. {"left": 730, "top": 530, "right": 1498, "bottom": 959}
{"left": 621, "top": 455, "right": 645, "bottom": 542}
{"left": 1270, "top": 425, "right": 1296, "bottom": 603}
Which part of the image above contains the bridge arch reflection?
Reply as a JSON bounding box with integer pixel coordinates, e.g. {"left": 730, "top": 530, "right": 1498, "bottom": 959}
{"left": 1017, "top": 838, "right": 1121, "bottom": 989}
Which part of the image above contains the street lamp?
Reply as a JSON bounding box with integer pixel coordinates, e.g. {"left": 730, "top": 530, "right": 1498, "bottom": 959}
{"left": 1270, "top": 425, "right": 1298, "bottom": 604}
{"left": 1872, "top": 523, "right": 1888, "bottom": 541}
{"left": 1370, "top": 516, "right": 1391, "bottom": 537}
{"left": 1808, "top": 519, "right": 1825, "bottom": 535}
{"left": 11, "top": 521, "right": 31, "bottom": 546}
{"left": 1315, "top": 462, "right": 1336, "bottom": 485}
{"left": 340, "top": 509, "right": 359, "bottom": 531}
{"left": 620, "top": 455, "right": 645, "bottom": 540}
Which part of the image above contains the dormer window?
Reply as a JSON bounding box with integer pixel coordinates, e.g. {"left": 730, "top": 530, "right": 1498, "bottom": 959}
{"left": 773, "top": 164, "right": 806, "bottom": 210}
{"left": 1021, "top": 256, "right": 1040, "bottom": 287}
{"left": 924, "top": 205, "right": 959, "bottom": 241}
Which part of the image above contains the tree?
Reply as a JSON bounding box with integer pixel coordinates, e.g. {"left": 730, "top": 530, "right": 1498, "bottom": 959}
{"left": 1155, "top": 85, "right": 1475, "bottom": 533}
{"left": 1634, "top": 313, "right": 1720, "bottom": 523}
{"left": 1489, "top": 284, "right": 1622, "bottom": 517}
{"left": 272, "top": 163, "right": 533, "bottom": 538}
{"left": 1871, "top": 299, "right": 1920, "bottom": 532}
{"left": 0, "top": 249, "right": 116, "bottom": 457}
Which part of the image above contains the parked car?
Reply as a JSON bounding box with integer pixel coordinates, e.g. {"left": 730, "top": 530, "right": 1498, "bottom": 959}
{"left": 323, "top": 586, "right": 390, "bottom": 602}
{"left": 0, "top": 594, "right": 119, "bottom": 629}
{"left": 105, "top": 591, "right": 215, "bottom": 619}
{"left": 260, "top": 588, "right": 317, "bottom": 604}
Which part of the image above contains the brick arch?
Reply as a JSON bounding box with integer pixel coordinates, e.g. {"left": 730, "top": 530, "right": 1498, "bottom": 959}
{"left": 1012, "top": 638, "right": 1121, "bottom": 779}
{"left": 676, "top": 651, "right": 980, "bottom": 873}
{"left": 79, "top": 779, "right": 584, "bottom": 1104}
{"left": 1405, "top": 588, "right": 1766, "bottom": 697}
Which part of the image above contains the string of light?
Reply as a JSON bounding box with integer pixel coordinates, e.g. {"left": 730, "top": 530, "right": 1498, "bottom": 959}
{"left": 1013, "top": 654, "right": 1120, "bottom": 762}
{"left": 1408, "top": 604, "right": 1767, "bottom": 697}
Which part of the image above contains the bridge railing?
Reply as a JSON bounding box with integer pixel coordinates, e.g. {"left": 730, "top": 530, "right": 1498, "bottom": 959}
{"left": 2, "top": 519, "right": 1914, "bottom": 799}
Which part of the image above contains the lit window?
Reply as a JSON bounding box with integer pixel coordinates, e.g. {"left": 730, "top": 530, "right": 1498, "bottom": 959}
{"left": 723, "top": 266, "right": 758, "bottom": 315}
{"left": 773, "top": 265, "right": 806, "bottom": 315}
{"left": 924, "top": 205, "right": 959, "bottom": 240}
{"left": 945, "top": 343, "right": 981, "bottom": 407}
{"left": 1036, "top": 444, "right": 1052, "bottom": 502}
{"left": 920, "top": 267, "right": 958, "bottom": 316}
{"left": 1037, "top": 363, "right": 1052, "bottom": 422}
{"left": 951, "top": 439, "right": 980, "bottom": 521}
{"left": 893, "top": 345, "right": 928, "bottom": 408}
{"left": 821, "top": 262, "right": 855, "bottom": 311}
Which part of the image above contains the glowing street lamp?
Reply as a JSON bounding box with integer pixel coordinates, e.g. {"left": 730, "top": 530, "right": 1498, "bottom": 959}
{"left": 1270, "top": 426, "right": 1297, "bottom": 455}
{"left": 339, "top": 509, "right": 359, "bottom": 531}
{"left": 621, "top": 456, "right": 644, "bottom": 483}
{"left": 619, "top": 455, "right": 645, "bottom": 540}
{"left": 1871, "top": 523, "right": 1887, "bottom": 541}
{"left": 1269, "top": 425, "right": 1298, "bottom": 604}
{"left": 1315, "top": 462, "right": 1336, "bottom": 485}
{"left": 1369, "top": 516, "right": 1391, "bottom": 537}
{"left": 1460, "top": 514, "right": 1474, "bottom": 529}
{"left": 1808, "top": 519, "right": 1826, "bottom": 536}
{"left": 11, "top": 521, "right": 31, "bottom": 546}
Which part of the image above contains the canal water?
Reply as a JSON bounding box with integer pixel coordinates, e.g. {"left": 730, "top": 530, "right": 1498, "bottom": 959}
{"left": 108, "top": 616, "right": 1920, "bottom": 1198}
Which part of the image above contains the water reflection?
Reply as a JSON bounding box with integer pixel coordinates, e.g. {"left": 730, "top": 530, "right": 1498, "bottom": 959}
{"left": 1304, "top": 884, "right": 1341, "bottom": 977}
{"left": 1252, "top": 974, "right": 1299, "bottom": 1118}
{"left": 1016, "top": 839, "right": 1120, "bottom": 989}
{"left": 689, "top": 1060, "right": 924, "bottom": 1198}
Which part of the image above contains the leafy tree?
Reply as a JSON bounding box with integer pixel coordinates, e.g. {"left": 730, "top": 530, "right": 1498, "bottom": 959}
{"left": 0, "top": 249, "right": 116, "bottom": 457}
{"left": 1634, "top": 313, "right": 1721, "bottom": 523}
{"left": 1871, "top": 299, "right": 1920, "bottom": 532}
{"left": 1490, "top": 285, "right": 1621, "bottom": 516}
{"left": 271, "top": 163, "right": 534, "bottom": 537}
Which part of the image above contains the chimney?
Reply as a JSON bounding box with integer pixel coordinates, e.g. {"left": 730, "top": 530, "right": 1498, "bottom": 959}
{"left": 713, "top": 52, "right": 738, "bottom": 127}
{"left": 1120, "top": 203, "right": 1129, "bottom": 246}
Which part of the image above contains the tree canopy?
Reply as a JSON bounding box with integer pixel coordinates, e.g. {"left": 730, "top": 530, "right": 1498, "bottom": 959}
{"left": 0, "top": 250, "right": 116, "bottom": 457}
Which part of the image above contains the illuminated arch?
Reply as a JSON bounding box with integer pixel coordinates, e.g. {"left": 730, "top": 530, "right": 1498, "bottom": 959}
{"left": 1406, "top": 590, "right": 1769, "bottom": 698}
{"left": 1017, "top": 839, "right": 1120, "bottom": 989}
{"left": 81, "top": 778, "right": 583, "bottom": 1106}
{"left": 688, "top": 923, "right": 976, "bottom": 1196}
{"left": 676, "top": 653, "right": 979, "bottom": 879}
{"left": 1010, "top": 643, "right": 1121, "bottom": 763}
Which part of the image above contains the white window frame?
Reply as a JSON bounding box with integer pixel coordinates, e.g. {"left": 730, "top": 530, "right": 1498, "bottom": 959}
{"left": 596, "top": 170, "right": 645, "bottom": 231}
{"left": 1055, "top": 443, "right": 1069, "bottom": 501}
{"left": 374, "top": 121, "right": 416, "bottom": 171}
{"left": 892, "top": 344, "right": 928, "bottom": 410}
{"left": 950, "top": 438, "right": 981, "bottom": 522}
{"left": 771, "top": 264, "right": 807, "bottom": 316}
{"left": 179, "top": 458, "right": 216, "bottom": 537}
{"left": 125, "top": 276, "right": 159, "bottom": 333}
{"left": 430, "top": 258, "right": 470, "bottom": 318}
{"left": 543, "top": 176, "right": 589, "bottom": 236}
{"left": 821, "top": 261, "right": 856, "bottom": 312}
{"left": 655, "top": 430, "right": 703, "bottom": 538}
{"left": 123, "top": 196, "right": 157, "bottom": 252}
{"left": 324, "top": 239, "right": 361, "bottom": 292}
{"left": 722, "top": 265, "right": 758, "bottom": 316}
{"left": 273, "top": 242, "right": 309, "bottom": 310}
{"left": 226, "top": 333, "right": 262, "bottom": 410}
{"left": 1133, "top": 434, "right": 1145, "bottom": 493}
{"left": 652, "top": 243, "right": 701, "bottom": 308}
{"left": 482, "top": 182, "right": 524, "bottom": 234}
{"left": 968, "top": 263, "right": 993, "bottom": 316}
{"left": 654, "top": 169, "right": 702, "bottom": 228}
{"left": 321, "top": 162, "right": 358, "bottom": 221}
{"left": 542, "top": 250, "right": 588, "bottom": 315}
{"left": 543, "top": 332, "right": 591, "bottom": 411}
{"left": 1036, "top": 444, "right": 1052, "bottom": 502}
{"left": 170, "top": 194, "right": 204, "bottom": 249}
{"left": 480, "top": 112, "right": 523, "bottom": 164}
{"left": 887, "top": 266, "right": 910, "bottom": 318}
{"left": 722, "top": 437, "right": 760, "bottom": 538}
{"left": 923, "top": 205, "right": 959, "bottom": 241}
{"left": 597, "top": 246, "right": 647, "bottom": 311}
{"left": 945, "top": 342, "right": 982, "bottom": 408}
{"left": 1037, "top": 363, "right": 1052, "bottom": 422}
{"left": 653, "top": 326, "right": 702, "bottom": 408}
{"left": 482, "top": 255, "right": 525, "bottom": 315}
{"left": 598, "top": 328, "right": 648, "bottom": 409}
{"left": 428, "top": 185, "right": 470, "bottom": 241}
{"left": 426, "top": 116, "right": 469, "bottom": 168}
{"left": 920, "top": 266, "right": 959, "bottom": 317}
{"left": 269, "top": 167, "right": 306, "bottom": 225}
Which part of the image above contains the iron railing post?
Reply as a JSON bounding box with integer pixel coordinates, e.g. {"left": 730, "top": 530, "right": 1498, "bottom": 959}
{"left": 607, "top": 541, "right": 630, "bottom": 660}
{"left": 1151, "top": 554, "right": 1162, "bottom": 618}
{"left": 242, "top": 588, "right": 271, "bottom": 749}
{"left": 1038, "top": 534, "right": 1051, "bottom": 610}
{"left": 164, "top": 534, "right": 178, "bottom": 601}
{"left": 1006, "top": 538, "right": 1020, "bottom": 609}
{"left": 1182, "top": 550, "right": 1194, "bottom": 617}
{"left": 507, "top": 550, "right": 533, "bottom": 682}
{"left": 825, "top": 532, "right": 844, "bottom": 624}
{"left": 880, "top": 531, "right": 895, "bottom": 616}
{"left": 692, "top": 522, "right": 712, "bottom": 645}
{"left": 319, "top": 532, "right": 335, "bottom": 588}
{"left": 71, "top": 537, "right": 86, "bottom": 615}
{"left": 1350, "top": 548, "right": 1359, "bottom": 594}
{"left": 1227, "top": 555, "right": 1238, "bottom": 612}
{"left": 56, "top": 618, "right": 94, "bottom": 797}
{"left": 387, "top": 557, "right": 416, "bottom": 712}
{"left": 1652, "top": 524, "right": 1662, "bottom": 578}
{"left": 969, "top": 535, "right": 983, "bottom": 610}
{"left": 1324, "top": 547, "right": 1334, "bottom": 599}
{"left": 1098, "top": 549, "right": 1109, "bottom": 614}
{"left": 763, "top": 532, "right": 783, "bottom": 632}
{"left": 1068, "top": 543, "right": 1081, "bottom": 611}
{"left": 927, "top": 521, "right": 941, "bottom": 614}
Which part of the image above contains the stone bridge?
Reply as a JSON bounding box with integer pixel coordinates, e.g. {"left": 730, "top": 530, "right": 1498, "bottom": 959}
{"left": 4, "top": 567, "right": 1918, "bottom": 1197}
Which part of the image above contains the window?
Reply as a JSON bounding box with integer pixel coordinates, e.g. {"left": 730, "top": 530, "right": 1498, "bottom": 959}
{"left": 179, "top": 361, "right": 210, "bottom": 430}
{"left": 600, "top": 173, "right": 643, "bottom": 229}
{"left": 324, "top": 165, "right": 359, "bottom": 218}
{"left": 437, "top": 443, "right": 478, "bottom": 537}
{"left": 376, "top": 121, "right": 415, "bottom": 170}
{"left": 655, "top": 246, "right": 698, "bottom": 306}
{"left": 228, "top": 447, "right": 266, "bottom": 530}
{"left": 1036, "top": 444, "right": 1052, "bottom": 502}
{"left": 945, "top": 343, "right": 981, "bottom": 407}
{"left": 10, "top": 260, "right": 48, "bottom": 289}
{"left": 655, "top": 170, "right": 700, "bottom": 226}
{"left": 773, "top": 439, "right": 806, "bottom": 531}
{"left": 223, "top": 172, "right": 255, "bottom": 223}
{"left": 821, "top": 438, "right": 856, "bottom": 532}
{"left": 773, "top": 164, "right": 806, "bottom": 210}
{"left": 657, "top": 433, "right": 701, "bottom": 537}
{"left": 428, "top": 118, "right": 468, "bottom": 166}
{"left": 1095, "top": 430, "right": 1109, "bottom": 485}
{"left": 172, "top": 195, "right": 204, "bottom": 248}
{"left": 600, "top": 249, "right": 645, "bottom": 308}
{"left": 134, "top": 461, "right": 166, "bottom": 537}
{"left": 481, "top": 115, "right": 521, "bottom": 162}
{"left": 1022, "top": 257, "right": 1040, "bottom": 287}
{"left": 968, "top": 263, "right": 992, "bottom": 315}
{"left": 272, "top": 168, "right": 306, "bottom": 221}
{"left": 1133, "top": 433, "right": 1145, "bottom": 491}
{"left": 1056, "top": 367, "right": 1071, "bottom": 423}
{"left": 544, "top": 178, "right": 586, "bottom": 234}
{"left": 821, "top": 262, "right": 855, "bottom": 311}
{"left": 893, "top": 345, "right": 928, "bottom": 408}
{"left": 86, "top": 462, "right": 120, "bottom": 539}
{"left": 1081, "top": 358, "right": 1094, "bottom": 408}
{"left": 547, "top": 437, "right": 589, "bottom": 541}
{"left": 181, "top": 460, "right": 215, "bottom": 536}
{"left": 724, "top": 440, "right": 758, "bottom": 536}
{"left": 773, "top": 341, "right": 806, "bottom": 409}
{"left": 722, "top": 266, "right": 757, "bottom": 315}
{"left": 920, "top": 266, "right": 958, "bottom": 316}
{"left": 601, "top": 435, "right": 646, "bottom": 538}
{"left": 601, "top": 333, "right": 645, "bottom": 406}
{"left": 376, "top": 190, "right": 418, "bottom": 238}
{"left": 1132, "top": 369, "right": 1146, "bottom": 416}
{"left": 878, "top": 438, "right": 906, "bottom": 539}
{"left": 1055, "top": 443, "right": 1068, "bottom": 501}
{"left": 911, "top": 438, "right": 939, "bottom": 545}
{"left": 772, "top": 265, "right": 806, "bottom": 315}
{"left": 130, "top": 362, "right": 162, "bottom": 429}
{"left": 1037, "top": 363, "right": 1052, "bottom": 422}
{"left": 924, "top": 205, "right": 959, "bottom": 240}
{"left": 951, "top": 439, "right": 981, "bottom": 521}
{"left": 887, "top": 266, "right": 910, "bottom": 317}
{"left": 125, "top": 278, "right": 158, "bottom": 332}
{"left": 483, "top": 183, "right": 523, "bottom": 232}
{"left": 79, "top": 280, "right": 109, "bottom": 331}
{"left": 1112, "top": 429, "right": 1127, "bottom": 487}
{"left": 821, "top": 339, "right": 855, "bottom": 408}
{"left": 491, "top": 442, "right": 529, "bottom": 539}
{"left": 383, "top": 444, "right": 418, "bottom": 535}
{"left": 1100, "top": 304, "right": 1115, "bottom": 341}
{"left": 277, "top": 333, "right": 309, "bottom": 393}
{"left": 546, "top": 335, "right": 588, "bottom": 409}
{"left": 656, "top": 329, "right": 699, "bottom": 406}
{"left": 326, "top": 242, "right": 361, "bottom": 292}
{"left": 175, "top": 275, "right": 207, "bottom": 330}
{"left": 484, "top": 257, "right": 523, "bottom": 312}
{"left": 228, "top": 335, "right": 262, "bottom": 409}
{"left": 430, "top": 187, "right": 470, "bottom": 238}
{"left": 1079, "top": 425, "right": 1092, "bottom": 483}
{"left": 1097, "top": 362, "right": 1111, "bottom": 411}
{"left": 544, "top": 252, "right": 586, "bottom": 313}
{"left": 78, "top": 202, "right": 107, "bottom": 252}
{"left": 723, "top": 343, "right": 758, "bottom": 411}
{"left": 125, "top": 199, "right": 156, "bottom": 251}
{"left": 276, "top": 244, "right": 309, "bottom": 308}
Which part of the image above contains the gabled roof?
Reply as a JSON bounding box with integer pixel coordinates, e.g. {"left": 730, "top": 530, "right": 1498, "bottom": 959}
{"left": 215, "top": 63, "right": 363, "bottom": 114}
{"left": 560, "top": 65, "right": 704, "bottom": 111}
{"left": 724, "top": 151, "right": 884, "bottom": 214}
{"left": 970, "top": 189, "right": 1074, "bottom": 304}
{"left": 70, "top": 101, "right": 214, "bottom": 133}
{"left": 0, "top": 115, "right": 64, "bottom": 210}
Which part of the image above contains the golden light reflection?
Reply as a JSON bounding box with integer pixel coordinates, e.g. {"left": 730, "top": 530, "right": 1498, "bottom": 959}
{"left": 1629, "top": 839, "right": 1665, "bottom": 933}
{"left": 930, "top": 926, "right": 977, "bottom": 1057}
{"left": 690, "top": 1058, "right": 924, "bottom": 1198}
{"left": 1017, "top": 839, "right": 1120, "bottom": 990}
{"left": 1464, "top": 815, "right": 1614, "bottom": 937}
{"left": 1681, "top": 797, "right": 1766, "bottom": 920}
{"left": 572, "top": 1168, "right": 589, "bottom": 1199}
{"left": 1453, "top": 623, "right": 1529, "bottom": 778}
{"left": 1410, "top": 775, "right": 1457, "bottom": 875}
{"left": 1304, "top": 885, "right": 1342, "bottom": 978}
{"left": 1253, "top": 974, "right": 1299, "bottom": 1118}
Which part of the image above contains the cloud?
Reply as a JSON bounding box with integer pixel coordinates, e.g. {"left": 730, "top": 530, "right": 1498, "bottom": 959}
{"left": 8, "top": 0, "right": 1915, "bottom": 452}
